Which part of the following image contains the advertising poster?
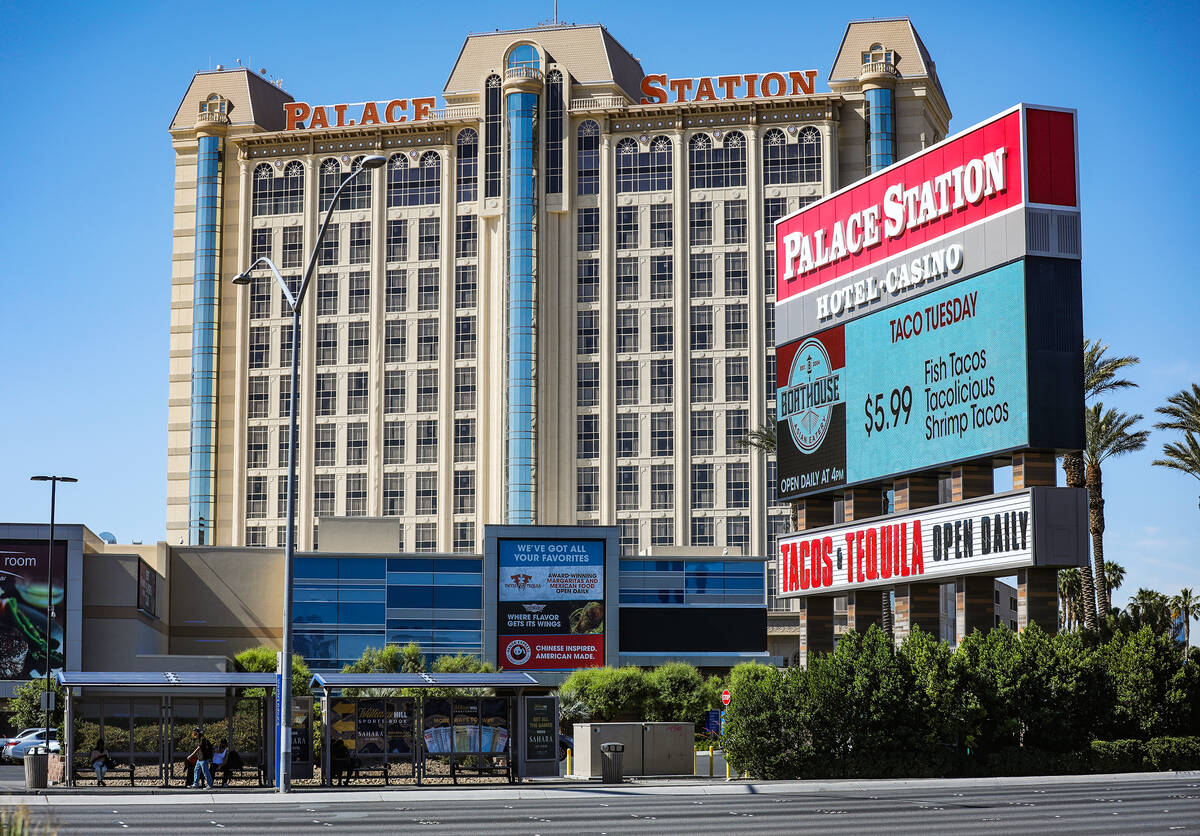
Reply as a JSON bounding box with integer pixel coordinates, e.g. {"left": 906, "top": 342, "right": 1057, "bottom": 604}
{"left": 422, "top": 698, "right": 452, "bottom": 754}
{"left": 496, "top": 538, "right": 605, "bottom": 671}
{"left": 387, "top": 699, "right": 416, "bottom": 756}
{"left": 137, "top": 557, "right": 157, "bottom": 616}
{"left": 356, "top": 699, "right": 388, "bottom": 755}
{"left": 777, "top": 262, "right": 1032, "bottom": 499}
{"left": 480, "top": 698, "right": 510, "bottom": 754}
{"left": 0, "top": 539, "right": 68, "bottom": 678}
{"left": 524, "top": 697, "right": 556, "bottom": 761}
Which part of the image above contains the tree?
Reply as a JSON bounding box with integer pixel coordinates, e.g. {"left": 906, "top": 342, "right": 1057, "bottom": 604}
{"left": 9, "top": 678, "right": 64, "bottom": 739}
{"left": 1058, "top": 569, "right": 1082, "bottom": 631}
{"left": 1170, "top": 588, "right": 1199, "bottom": 662}
{"left": 233, "top": 645, "right": 312, "bottom": 697}
{"left": 341, "top": 642, "right": 425, "bottom": 675}
{"left": 1084, "top": 404, "right": 1149, "bottom": 614}
{"left": 1154, "top": 433, "right": 1200, "bottom": 512}
{"left": 1104, "top": 562, "right": 1126, "bottom": 609}
{"left": 1123, "top": 588, "right": 1172, "bottom": 636}
{"left": 1061, "top": 340, "right": 1141, "bottom": 628}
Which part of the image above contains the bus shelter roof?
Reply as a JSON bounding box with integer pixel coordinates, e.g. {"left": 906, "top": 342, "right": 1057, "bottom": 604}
{"left": 309, "top": 672, "right": 539, "bottom": 690}
{"left": 56, "top": 671, "right": 278, "bottom": 689}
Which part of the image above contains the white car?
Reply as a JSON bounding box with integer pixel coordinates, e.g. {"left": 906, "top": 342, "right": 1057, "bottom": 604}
{"left": 3, "top": 730, "right": 59, "bottom": 760}
{"left": 1, "top": 729, "right": 45, "bottom": 762}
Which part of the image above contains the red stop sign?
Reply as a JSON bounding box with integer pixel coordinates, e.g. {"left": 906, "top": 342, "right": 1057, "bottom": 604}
{"left": 721, "top": 689, "right": 731, "bottom": 706}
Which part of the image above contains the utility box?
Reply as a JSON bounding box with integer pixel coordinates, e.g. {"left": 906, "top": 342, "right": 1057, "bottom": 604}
{"left": 573, "top": 724, "right": 642, "bottom": 778}
{"left": 642, "top": 722, "right": 694, "bottom": 775}
{"left": 572, "top": 722, "right": 694, "bottom": 777}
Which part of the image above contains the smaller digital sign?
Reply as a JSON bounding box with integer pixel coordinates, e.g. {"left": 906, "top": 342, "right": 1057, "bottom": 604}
{"left": 137, "top": 557, "right": 157, "bottom": 617}
{"left": 496, "top": 537, "right": 606, "bottom": 671}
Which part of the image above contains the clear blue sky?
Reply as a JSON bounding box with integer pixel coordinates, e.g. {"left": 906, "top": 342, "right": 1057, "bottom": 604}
{"left": 1, "top": 0, "right": 1197, "bottom": 610}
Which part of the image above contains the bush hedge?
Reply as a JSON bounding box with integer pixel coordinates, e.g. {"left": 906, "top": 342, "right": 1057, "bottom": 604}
{"left": 721, "top": 624, "right": 1200, "bottom": 779}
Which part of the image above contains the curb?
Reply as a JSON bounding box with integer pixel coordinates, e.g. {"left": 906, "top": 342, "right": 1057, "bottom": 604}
{"left": 0, "top": 770, "right": 1195, "bottom": 807}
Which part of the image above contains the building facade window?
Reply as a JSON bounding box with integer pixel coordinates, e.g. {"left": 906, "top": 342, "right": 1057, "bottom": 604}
{"left": 616, "top": 136, "right": 673, "bottom": 192}
{"left": 690, "top": 253, "right": 713, "bottom": 296}
{"left": 346, "top": 424, "right": 368, "bottom": 466}
{"left": 576, "top": 120, "right": 600, "bottom": 196}
{"left": 650, "top": 255, "right": 672, "bottom": 300}
{"left": 545, "top": 70, "right": 564, "bottom": 194}
{"left": 724, "top": 200, "right": 747, "bottom": 244}
{"left": 456, "top": 128, "right": 479, "bottom": 202}
{"left": 577, "top": 207, "right": 600, "bottom": 251}
{"left": 650, "top": 359, "right": 673, "bottom": 404}
{"left": 651, "top": 464, "right": 674, "bottom": 510}
{"left": 456, "top": 215, "right": 478, "bottom": 258}
{"left": 384, "top": 372, "right": 406, "bottom": 415}
{"left": 617, "top": 258, "right": 638, "bottom": 301}
{"left": 484, "top": 75, "right": 502, "bottom": 198}
{"left": 455, "top": 264, "right": 477, "bottom": 308}
{"left": 691, "top": 464, "right": 714, "bottom": 509}
{"left": 688, "top": 131, "right": 746, "bottom": 188}
{"left": 577, "top": 259, "right": 599, "bottom": 303}
{"left": 388, "top": 151, "right": 441, "bottom": 206}
{"left": 252, "top": 161, "right": 304, "bottom": 216}
{"left": 691, "top": 411, "right": 714, "bottom": 455}
{"left": 689, "top": 202, "right": 712, "bottom": 246}
{"left": 577, "top": 310, "right": 599, "bottom": 354}
{"left": 576, "top": 466, "right": 599, "bottom": 511}
{"left": 387, "top": 220, "right": 408, "bottom": 262}
{"left": 383, "top": 421, "right": 404, "bottom": 465}
{"left": 454, "top": 315, "right": 477, "bottom": 360}
{"left": 616, "top": 361, "right": 638, "bottom": 406}
{"left": 577, "top": 414, "right": 599, "bottom": 458}
{"left": 650, "top": 204, "right": 673, "bottom": 248}
{"left": 616, "top": 414, "right": 638, "bottom": 458}
{"left": 577, "top": 361, "right": 599, "bottom": 406}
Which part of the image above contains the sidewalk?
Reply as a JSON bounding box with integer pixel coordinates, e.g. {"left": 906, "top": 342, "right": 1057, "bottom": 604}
{"left": 1, "top": 769, "right": 1195, "bottom": 807}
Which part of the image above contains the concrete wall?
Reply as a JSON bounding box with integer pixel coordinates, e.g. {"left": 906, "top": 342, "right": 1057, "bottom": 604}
{"left": 169, "top": 547, "right": 283, "bottom": 657}
{"left": 81, "top": 550, "right": 168, "bottom": 670}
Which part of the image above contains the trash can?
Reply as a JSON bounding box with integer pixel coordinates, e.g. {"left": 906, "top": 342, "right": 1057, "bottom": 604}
{"left": 600, "top": 742, "right": 624, "bottom": 784}
{"left": 24, "top": 749, "right": 49, "bottom": 789}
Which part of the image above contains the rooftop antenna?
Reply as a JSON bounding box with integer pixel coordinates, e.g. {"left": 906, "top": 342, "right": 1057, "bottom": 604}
{"left": 554, "top": 0, "right": 558, "bottom": 24}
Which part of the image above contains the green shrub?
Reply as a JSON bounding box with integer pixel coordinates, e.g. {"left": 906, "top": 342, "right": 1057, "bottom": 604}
{"left": 1089, "top": 739, "right": 1145, "bottom": 773}
{"left": 556, "top": 666, "right": 649, "bottom": 725}
{"left": 1144, "top": 736, "right": 1200, "bottom": 771}
{"left": 644, "top": 662, "right": 718, "bottom": 727}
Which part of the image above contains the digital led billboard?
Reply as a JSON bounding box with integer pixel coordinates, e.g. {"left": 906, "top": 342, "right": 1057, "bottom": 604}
{"left": 496, "top": 538, "right": 606, "bottom": 671}
{"left": 777, "top": 258, "right": 1083, "bottom": 499}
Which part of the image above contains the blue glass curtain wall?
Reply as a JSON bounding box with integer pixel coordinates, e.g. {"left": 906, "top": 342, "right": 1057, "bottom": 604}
{"left": 293, "top": 556, "right": 484, "bottom": 670}
{"left": 503, "top": 45, "right": 541, "bottom": 524}
{"left": 864, "top": 86, "right": 896, "bottom": 174}
{"left": 189, "top": 134, "right": 222, "bottom": 545}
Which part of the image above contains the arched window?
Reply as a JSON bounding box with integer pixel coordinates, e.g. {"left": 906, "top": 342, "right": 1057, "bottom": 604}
{"left": 617, "top": 136, "right": 672, "bottom": 193}
{"left": 506, "top": 43, "right": 540, "bottom": 71}
{"left": 577, "top": 120, "right": 600, "bottom": 196}
{"left": 252, "top": 161, "right": 304, "bottom": 216}
{"left": 456, "top": 128, "right": 479, "bottom": 202}
{"left": 344, "top": 155, "right": 372, "bottom": 209}
{"left": 388, "top": 151, "right": 442, "bottom": 207}
{"left": 484, "top": 75, "right": 502, "bottom": 198}
{"left": 762, "top": 129, "right": 798, "bottom": 185}
{"left": 687, "top": 131, "right": 747, "bottom": 190}
{"left": 798, "top": 126, "right": 821, "bottom": 183}
{"left": 545, "top": 70, "right": 564, "bottom": 194}
{"left": 318, "top": 158, "right": 342, "bottom": 210}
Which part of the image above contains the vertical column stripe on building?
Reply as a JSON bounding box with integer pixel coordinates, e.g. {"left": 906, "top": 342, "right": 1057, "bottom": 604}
{"left": 189, "top": 132, "right": 222, "bottom": 545}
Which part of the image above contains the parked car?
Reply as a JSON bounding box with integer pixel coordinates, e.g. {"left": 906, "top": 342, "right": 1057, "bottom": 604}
{"left": 3, "top": 730, "right": 59, "bottom": 760}
{"left": 1, "top": 729, "right": 45, "bottom": 763}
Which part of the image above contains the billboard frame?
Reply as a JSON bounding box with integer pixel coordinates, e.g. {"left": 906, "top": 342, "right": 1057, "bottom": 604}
{"left": 483, "top": 525, "right": 619, "bottom": 684}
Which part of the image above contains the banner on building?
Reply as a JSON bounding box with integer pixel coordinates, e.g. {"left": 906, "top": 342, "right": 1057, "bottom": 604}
{"left": 0, "top": 539, "right": 67, "bottom": 678}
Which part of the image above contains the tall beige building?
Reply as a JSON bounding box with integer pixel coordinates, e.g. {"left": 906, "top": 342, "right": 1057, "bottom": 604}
{"left": 166, "top": 18, "right": 950, "bottom": 555}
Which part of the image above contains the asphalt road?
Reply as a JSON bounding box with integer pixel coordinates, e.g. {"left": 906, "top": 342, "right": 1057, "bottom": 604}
{"left": 10, "top": 775, "right": 1200, "bottom": 834}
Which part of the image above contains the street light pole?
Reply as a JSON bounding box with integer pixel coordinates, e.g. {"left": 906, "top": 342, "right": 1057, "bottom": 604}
{"left": 233, "top": 154, "right": 385, "bottom": 792}
{"left": 30, "top": 475, "right": 76, "bottom": 751}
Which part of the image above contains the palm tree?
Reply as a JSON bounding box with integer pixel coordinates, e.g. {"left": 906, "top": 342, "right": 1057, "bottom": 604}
{"left": 1153, "top": 434, "right": 1200, "bottom": 512}
{"left": 1127, "top": 588, "right": 1172, "bottom": 635}
{"left": 1058, "top": 568, "right": 1082, "bottom": 631}
{"left": 1062, "top": 340, "right": 1141, "bottom": 628}
{"left": 1104, "top": 561, "right": 1126, "bottom": 611}
{"left": 1153, "top": 384, "right": 1200, "bottom": 512}
{"left": 1170, "top": 588, "right": 1199, "bottom": 662}
{"left": 1084, "top": 405, "right": 1149, "bottom": 615}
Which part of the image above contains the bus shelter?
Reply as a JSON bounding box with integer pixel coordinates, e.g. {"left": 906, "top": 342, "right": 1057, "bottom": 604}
{"left": 56, "top": 671, "right": 278, "bottom": 788}
{"left": 308, "top": 672, "right": 557, "bottom": 786}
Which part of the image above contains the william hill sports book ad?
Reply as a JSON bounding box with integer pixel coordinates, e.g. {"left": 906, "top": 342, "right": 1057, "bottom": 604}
{"left": 773, "top": 104, "right": 1084, "bottom": 500}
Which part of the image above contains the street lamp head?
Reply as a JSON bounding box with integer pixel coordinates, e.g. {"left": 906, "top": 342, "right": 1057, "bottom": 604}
{"left": 232, "top": 271, "right": 252, "bottom": 285}
{"left": 31, "top": 476, "right": 77, "bottom": 483}
{"left": 359, "top": 154, "right": 386, "bottom": 170}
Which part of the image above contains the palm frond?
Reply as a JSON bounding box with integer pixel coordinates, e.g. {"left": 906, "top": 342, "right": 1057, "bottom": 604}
{"left": 1152, "top": 433, "right": 1200, "bottom": 481}
{"left": 1084, "top": 404, "right": 1149, "bottom": 466}
{"left": 1154, "top": 383, "right": 1200, "bottom": 434}
{"left": 1083, "top": 338, "right": 1140, "bottom": 401}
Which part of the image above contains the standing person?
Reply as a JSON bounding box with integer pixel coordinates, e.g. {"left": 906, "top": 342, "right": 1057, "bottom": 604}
{"left": 187, "top": 727, "right": 214, "bottom": 789}
{"left": 89, "top": 738, "right": 109, "bottom": 786}
{"left": 213, "top": 739, "right": 230, "bottom": 787}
